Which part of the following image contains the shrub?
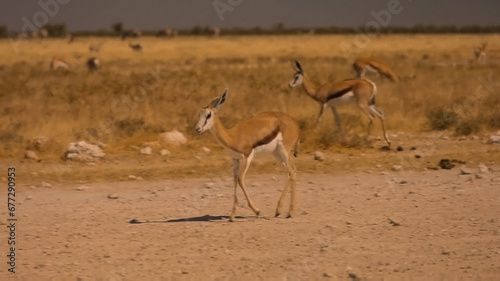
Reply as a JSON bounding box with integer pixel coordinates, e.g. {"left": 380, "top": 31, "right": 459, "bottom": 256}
{"left": 426, "top": 107, "right": 460, "bottom": 131}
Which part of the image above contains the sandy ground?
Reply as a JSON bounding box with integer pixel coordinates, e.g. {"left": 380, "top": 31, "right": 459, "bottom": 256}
{"left": 1, "top": 132, "right": 500, "bottom": 280}
{"left": 2, "top": 167, "right": 499, "bottom": 280}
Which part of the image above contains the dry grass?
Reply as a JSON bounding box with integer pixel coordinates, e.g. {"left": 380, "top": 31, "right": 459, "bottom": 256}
{"left": 1, "top": 34, "right": 499, "bottom": 159}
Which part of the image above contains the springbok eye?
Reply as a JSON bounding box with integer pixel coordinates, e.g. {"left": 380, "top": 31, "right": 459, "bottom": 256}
{"left": 206, "top": 112, "right": 212, "bottom": 119}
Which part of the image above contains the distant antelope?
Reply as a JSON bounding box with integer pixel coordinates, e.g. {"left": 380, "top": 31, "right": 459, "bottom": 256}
{"left": 473, "top": 42, "right": 487, "bottom": 64}
{"left": 129, "top": 43, "right": 142, "bottom": 51}
{"left": 86, "top": 57, "right": 100, "bottom": 71}
{"left": 289, "top": 60, "right": 391, "bottom": 146}
{"left": 89, "top": 42, "right": 104, "bottom": 53}
{"left": 195, "top": 89, "right": 300, "bottom": 221}
{"left": 50, "top": 56, "right": 69, "bottom": 71}
{"left": 353, "top": 57, "right": 399, "bottom": 82}
{"left": 156, "top": 28, "right": 177, "bottom": 37}
{"left": 210, "top": 27, "right": 221, "bottom": 38}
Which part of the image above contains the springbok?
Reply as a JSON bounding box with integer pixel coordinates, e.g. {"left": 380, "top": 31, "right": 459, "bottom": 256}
{"left": 50, "top": 56, "right": 69, "bottom": 71}
{"left": 353, "top": 57, "right": 399, "bottom": 82}
{"left": 86, "top": 57, "right": 100, "bottom": 71}
{"left": 289, "top": 60, "right": 391, "bottom": 146}
{"left": 89, "top": 42, "right": 104, "bottom": 53}
{"left": 195, "top": 89, "right": 300, "bottom": 221}
{"left": 473, "top": 42, "right": 487, "bottom": 64}
{"left": 129, "top": 43, "right": 142, "bottom": 51}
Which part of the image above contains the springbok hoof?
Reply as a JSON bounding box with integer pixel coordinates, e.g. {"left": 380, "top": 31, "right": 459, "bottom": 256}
{"left": 275, "top": 212, "right": 280, "bottom": 217}
{"left": 255, "top": 210, "right": 261, "bottom": 216}
{"left": 286, "top": 214, "right": 293, "bottom": 218}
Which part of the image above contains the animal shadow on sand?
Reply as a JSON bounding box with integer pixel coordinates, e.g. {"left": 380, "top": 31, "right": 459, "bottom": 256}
{"left": 128, "top": 214, "right": 249, "bottom": 224}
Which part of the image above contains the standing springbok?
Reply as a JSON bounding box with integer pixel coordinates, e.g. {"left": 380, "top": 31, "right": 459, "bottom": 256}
{"left": 195, "top": 89, "right": 300, "bottom": 221}
{"left": 86, "top": 57, "right": 100, "bottom": 71}
{"left": 289, "top": 60, "right": 391, "bottom": 146}
{"left": 353, "top": 57, "right": 399, "bottom": 82}
{"left": 473, "top": 42, "right": 487, "bottom": 64}
{"left": 129, "top": 43, "right": 142, "bottom": 52}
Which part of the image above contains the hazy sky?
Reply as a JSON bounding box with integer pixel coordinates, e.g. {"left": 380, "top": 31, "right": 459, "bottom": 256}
{"left": 1, "top": 0, "right": 500, "bottom": 32}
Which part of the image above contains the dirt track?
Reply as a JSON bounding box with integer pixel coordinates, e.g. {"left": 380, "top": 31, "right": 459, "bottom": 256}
{"left": 4, "top": 166, "right": 500, "bottom": 280}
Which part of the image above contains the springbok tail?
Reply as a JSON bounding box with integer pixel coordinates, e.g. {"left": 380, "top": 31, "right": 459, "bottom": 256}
{"left": 293, "top": 139, "right": 300, "bottom": 158}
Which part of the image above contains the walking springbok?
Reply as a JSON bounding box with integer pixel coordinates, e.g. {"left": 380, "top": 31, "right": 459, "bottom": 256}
{"left": 129, "top": 43, "right": 142, "bottom": 52}
{"left": 50, "top": 56, "right": 69, "bottom": 71}
{"left": 473, "top": 42, "right": 487, "bottom": 64}
{"left": 289, "top": 60, "right": 391, "bottom": 146}
{"left": 353, "top": 57, "right": 399, "bottom": 82}
{"left": 195, "top": 89, "right": 300, "bottom": 221}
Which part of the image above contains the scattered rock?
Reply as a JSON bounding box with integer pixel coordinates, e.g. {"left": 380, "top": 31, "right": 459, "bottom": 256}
{"left": 159, "top": 149, "right": 171, "bottom": 156}
{"left": 201, "top": 147, "right": 211, "bottom": 154}
{"left": 159, "top": 130, "right": 187, "bottom": 146}
{"left": 438, "top": 159, "right": 455, "bottom": 170}
{"left": 204, "top": 182, "right": 216, "bottom": 189}
{"left": 142, "top": 141, "right": 161, "bottom": 150}
{"left": 66, "top": 141, "right": 105, "bottom": 162}
{"left": 25, "top": 150, "right": 39, "bottom": 161}
{"left": 388, "top": 218, "right": 401, "bottom": 226}
{"left": 128, "top": 175, "right": 143, "bottom": 181}
{"left": 76, "top": 186, "right": 88, "bottom": 191}
{"left": 40, "top": 182, "right": 52, "bottom": 188}
{"left": 140, "top": 146, "right": 152, "bottom": 155}
{"left": 313, "top": 151, "right": 325, "bottom": 162}
{"left": 396, "top": 146, "right": 404, "bottom": 151}
{"left": 477, "top": 163, "right": 489, "bottom": 174}
{"left": 391, "top": 165, "right": 402, "bottom": 172}
{"left": 459, "top": 166, "right": 474, "bottom": 175}
{"left": 107, "top": 194, "right": 119, "bottom": 199}
{"left": 33, "top": 136, "right": 51, "bottom": 151}
{"left": 487, "top": 131, "right": 500, "bottom": 144}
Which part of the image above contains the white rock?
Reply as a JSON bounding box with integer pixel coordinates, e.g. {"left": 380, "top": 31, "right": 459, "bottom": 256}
{"left": 477, "top": 163, "right": 489, "bottom": 174}
{"left": 107, "top": 194, "right": 119, "bottom": 199}
{"left": 487, "top": 134, "right": 500, "bottom": 144}
{"left": 460, "top": 166, "right": 473, "bottom": 175}
{"left": 76, "top": 186, "right": 88, "bottom": 191}
{"left": 159, "top": 149, "right": 171, "bottom": 156}
{"left": 159, "top": 130, "right": 187, "bottom": 146}
{"left": 128, "top": 175, "right": 144, "bottom": 181}
{"left": 391, "top": 165, "right": 403, "bottom": 172}
{"left": 40, "top": 182, "right": 52, "bottom": 188}
{"left": 313, "top": 151, "right": 325, "bottom": 162}
{"left": 140, "top": 146, "right": 152, "bottom": 155}
{"left": 25, "top": 150, "right": 39, "bottom": 160}
{"left": 66, "top": 141, "right": 105, "bottom": 162}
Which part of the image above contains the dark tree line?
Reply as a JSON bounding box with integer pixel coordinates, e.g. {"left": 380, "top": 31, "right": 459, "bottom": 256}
{"left": 2, "top": 23, "right": 499, "bottom": 39}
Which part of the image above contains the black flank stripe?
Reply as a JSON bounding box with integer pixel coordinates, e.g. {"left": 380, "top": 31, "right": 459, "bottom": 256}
{"left": 327, "top": 87, "right": 353, "bottom": 101}
{"left": 252, "top": 128, "right": 280, "bottom": 148}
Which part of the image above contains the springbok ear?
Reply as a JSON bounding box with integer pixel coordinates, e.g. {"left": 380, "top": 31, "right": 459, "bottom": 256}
{"left": 214, "top": 88, "right": 228, "bottom": 111}
{"left": 207, "top": 97, "right": 220, "bottom": 109}
{"left": 292, "top": 60, "right": 303, "bottom": 73}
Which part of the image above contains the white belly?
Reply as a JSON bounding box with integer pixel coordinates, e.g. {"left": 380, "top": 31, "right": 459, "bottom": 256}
{"left": 328, "top": 91, "right": 355, "bottom": 106}
{"left": 365, "top": 65, "right": 379, "bottom": 74}
{"left": 254, "top": 132, "right": 282, "bottom": 155}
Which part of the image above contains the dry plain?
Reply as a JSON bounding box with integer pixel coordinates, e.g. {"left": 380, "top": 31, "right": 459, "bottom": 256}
{"left": 0, "top": 34, "right": 500, "bottom": 280}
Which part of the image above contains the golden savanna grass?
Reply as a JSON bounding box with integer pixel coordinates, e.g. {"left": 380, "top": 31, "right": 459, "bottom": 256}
{"left": 1, "top": 34, "right": 499, "bottom": 160}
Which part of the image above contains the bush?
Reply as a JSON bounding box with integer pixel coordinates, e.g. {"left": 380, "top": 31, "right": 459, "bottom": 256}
{"left": 426, "top": 107, "right": 460, "bottom": 131}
